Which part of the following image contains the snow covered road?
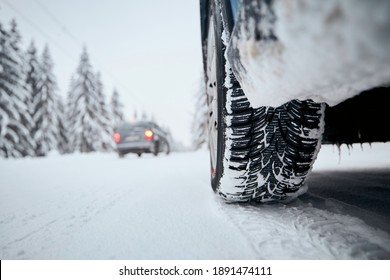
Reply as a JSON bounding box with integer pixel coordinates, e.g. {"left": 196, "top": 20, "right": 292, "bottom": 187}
{"left": 1, "top": 144, "right": 390, "bottom": 259}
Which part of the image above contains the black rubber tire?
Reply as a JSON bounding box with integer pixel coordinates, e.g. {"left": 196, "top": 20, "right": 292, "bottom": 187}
{"left": 118, "top": 152, "right": 124, "bottom": 158}
{"left": 153, "top": 142, "right": 159, "bottom": 156}
{"left": 165, "top": 141, "right": 170, "bottom": 155}
{"left": 206, "top": 0, "right": 325, "bottom": 203}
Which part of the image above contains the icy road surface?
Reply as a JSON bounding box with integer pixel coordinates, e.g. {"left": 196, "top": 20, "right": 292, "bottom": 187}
{"left": 1, "top": 143, "right": 390, "bottom": 259}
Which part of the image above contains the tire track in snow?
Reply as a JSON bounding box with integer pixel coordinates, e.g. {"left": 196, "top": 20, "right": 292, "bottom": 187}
{"left": 0, "top": 188, "right": 129, "bottom": 259}
{"left": 215, "top": 197, "right": 390, "bottom": 259}
{"left": 2, "top": 219, "right": 57, "bottom": 248}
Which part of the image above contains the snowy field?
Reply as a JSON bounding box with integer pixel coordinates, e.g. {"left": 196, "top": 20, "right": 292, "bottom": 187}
{"left": 1, "top": 143, "right": 390, "bottom": 259}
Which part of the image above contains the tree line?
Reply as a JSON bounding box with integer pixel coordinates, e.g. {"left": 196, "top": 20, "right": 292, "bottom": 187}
{"left": 0, "top": 19, "right": 125, "bottom": 158}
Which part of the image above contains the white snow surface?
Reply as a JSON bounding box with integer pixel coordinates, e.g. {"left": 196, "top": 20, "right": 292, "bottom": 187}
{"left": 232, "top": 0, "right": 390, "bottom": 108}
{"left": 1, "top": 143, "right": 390, "bottom": 259}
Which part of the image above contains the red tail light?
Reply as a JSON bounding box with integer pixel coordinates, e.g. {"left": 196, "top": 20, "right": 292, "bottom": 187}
{"left": 114, "top": 133, "right": 121, "bottom": 143}
{"left": 145, "top": 130, "right": 154, "bottom": 141}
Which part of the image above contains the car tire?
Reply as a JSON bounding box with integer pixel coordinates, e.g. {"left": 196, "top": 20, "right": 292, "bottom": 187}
{"left": 153, "top": 143, "right": 159, "bottom": 156}
{"left": 165, "top": 142, "right": 170, "bottom": 155}
{"left": 205, "top": 0, "right": 325, "bottom": 202}
{"left": 161, "top": 140, "right": 170, "bottom": 155}
{"left": 118, "top": 152, "right": 124, "bottom": 158}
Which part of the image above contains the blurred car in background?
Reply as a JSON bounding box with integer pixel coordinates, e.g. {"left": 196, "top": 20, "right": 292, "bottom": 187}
{"left": 114, "top": 121, "right": 170, "bottom": 158}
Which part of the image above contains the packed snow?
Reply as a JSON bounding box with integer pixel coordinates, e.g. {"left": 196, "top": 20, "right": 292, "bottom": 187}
{"left": 1, "top": 143, "right": 390, "bottom": 259}
{"left": 230, "top": 0, "right": 390, "bottom": 108}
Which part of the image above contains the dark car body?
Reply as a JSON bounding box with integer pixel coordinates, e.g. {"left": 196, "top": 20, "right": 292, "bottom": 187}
{"left": 114, "top": 121, "right": 170, "bottom": 157}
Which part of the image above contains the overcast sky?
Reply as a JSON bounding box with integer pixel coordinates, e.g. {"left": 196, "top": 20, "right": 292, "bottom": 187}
{"left": 0, "top": 0, "right": 203, "bottom": 146}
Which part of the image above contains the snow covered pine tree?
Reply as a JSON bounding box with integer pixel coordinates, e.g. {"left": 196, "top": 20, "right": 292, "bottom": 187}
{"left": 110, "top": 88, "right": 124, "bottom": 129}
{"left": 56, "top": 95, "right": 69, "bottom": 154}
{"left": 95, "top": 72, "right": 114, "bottom": 152}
{"left": 28, "top": 45, "right": 63, "bottom": 156}
{"left": 67, "top": 47, "right": 114, "bottom": 153}
{"left": 0, "top": 20, "right": 35, "bottom": 158}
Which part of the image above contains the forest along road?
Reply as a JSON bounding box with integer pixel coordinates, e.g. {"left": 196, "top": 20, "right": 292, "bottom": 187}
{"left": 1, "top": 143, "right": 390, "bottom": 259}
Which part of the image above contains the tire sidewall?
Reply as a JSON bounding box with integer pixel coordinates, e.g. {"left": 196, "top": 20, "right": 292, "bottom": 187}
{"left": 210, "top": 1, "right": 227, "bottom": 192}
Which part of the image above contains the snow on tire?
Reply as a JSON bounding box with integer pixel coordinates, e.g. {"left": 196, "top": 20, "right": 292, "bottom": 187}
{"left": 219, "top": 71, "right": 325, "bottom": 202}
{"left": 206, "top": 0, "right": 325, "bottom": 203}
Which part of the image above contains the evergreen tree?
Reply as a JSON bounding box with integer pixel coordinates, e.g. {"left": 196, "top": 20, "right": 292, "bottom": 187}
{"left": 67, "top": 47, "right": 112, "bottom": 153}
{"left": 30, "top": 45, "right": 61, "bottom": 156}
{"left": 25, "top": 40, "right": 43, "bottom": 155}
{"left": 66, "top": 76, "right": 77, "bottom": 153}
{"left": 95, "top": 72, "right": 114, "bottom": 151}
{"left": 9, "top": 19, "right": 21, "bottom": 51}
{"left": 56, "top": 95, "right": 69, "bottom": 154}
{"left": 10, "top": 20, "right": 36, "bottom": 157}
{"left": 0, "top": 20, "right": 35, "bottom": 158}
{"left": 25, "top": 41, "right": 41, "bottom": 113}
{"left": 110, "top": 88, "right": 124, "bottom": 128}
